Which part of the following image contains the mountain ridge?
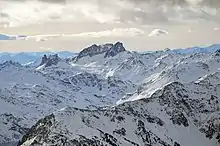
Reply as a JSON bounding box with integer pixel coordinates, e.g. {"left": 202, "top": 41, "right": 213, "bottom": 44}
{"left": 0, "top": 51, "right": 74, "bottom": 65}
{"left": 0, "top": 42, "right": 220, "bottom": 145}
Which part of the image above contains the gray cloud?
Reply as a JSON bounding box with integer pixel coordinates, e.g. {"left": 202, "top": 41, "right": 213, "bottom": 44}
{"left": 0, "top": 0, "right": 220, "bottom": 27}
{"left": 34, "top": 0, "right": 220, "bottom": 7}
{"left": 5, "top": 0, "right": 220, "bottom": 7}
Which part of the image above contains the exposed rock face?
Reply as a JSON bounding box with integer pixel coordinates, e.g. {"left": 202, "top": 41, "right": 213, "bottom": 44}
{"left": 17, "top": 100, "right": 173, "bottom": 146}
{"left": 74, "top": 42, "right": 126, "bottom": 61}
{"left": 0, "top": 61, "right": 22, "bottom": 70}
{"left": 104, "top": 42, "right": 126, "bottom": 58}
{"left": 200, "top": 114, "right": 220, "bottom": 142}
{"left": 214, "top": 49, "right": 220, "bottom": 56}
{"left": 18, "top": 79, "right": 220, "bottom": 146}
{"left": 39, "top": 54, "right": 61, "bottom": 67}
{"left": 39, "top": 55, "right": 47, "bottom": 66}
{"left": 17, "top": 114, "right": 55, "bottom": 146}
{"left": 75, "top": 44, "right": 113, "bottom": 60}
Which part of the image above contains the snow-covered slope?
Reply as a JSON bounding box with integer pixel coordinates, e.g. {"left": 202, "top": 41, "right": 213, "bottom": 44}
{"left": 0, "top": 43, "right": 137, "bottom": 144}
{"left": 169, "top": 44, "right": 220, "bottom": 54}
{"left": 1, "top": 42, "right": 220, "bottom": 145}
{"left": 18, "top": 76, "right": 220, "bottom": 146}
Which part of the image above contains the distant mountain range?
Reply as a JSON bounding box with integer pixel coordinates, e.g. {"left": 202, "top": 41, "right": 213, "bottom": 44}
{"left": 142, "top": 44, "right": 220, "bottom": 54}
{"left": 0, "top": 51, "right": 75, "bottom": 65}
{"left": 1, "top": 44, "right": 220, "bottom": 66}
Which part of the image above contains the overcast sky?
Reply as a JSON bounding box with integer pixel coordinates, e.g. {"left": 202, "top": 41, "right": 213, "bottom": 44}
{"left": 0, "top": 0, "right": 220, "bottom": 52}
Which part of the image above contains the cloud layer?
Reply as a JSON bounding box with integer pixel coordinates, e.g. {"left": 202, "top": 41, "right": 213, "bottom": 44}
{"left": 21, "top": 28, "right": 144, "bottom": 42}
{"left": 0, "top": 0, "right": 220, "bottom": 27}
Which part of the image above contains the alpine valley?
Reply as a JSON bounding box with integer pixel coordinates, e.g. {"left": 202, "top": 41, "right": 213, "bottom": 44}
{"left": 1, "top": 42, "right": 220, "bottom": 146}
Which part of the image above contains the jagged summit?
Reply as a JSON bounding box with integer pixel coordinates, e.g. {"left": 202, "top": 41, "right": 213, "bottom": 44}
{"left": 77, "top": 43, "right": 113, "bottom": 59}
{"left": 39, "top": 55, "right": 47, "bottom": 66}
{"left": 74, "top": 42, "right": 126, "bottom": 61}
{"left": 214, "top": 49, "right": 220, "bottom": 56}
{"left": 39, "top": 54, "right": 61, "bottom": 68}
{"left": 0, "top": 60, "right": 22, "bottom": 69}
{"left": 104, "top": 42, "right": 126, "bottom": 58}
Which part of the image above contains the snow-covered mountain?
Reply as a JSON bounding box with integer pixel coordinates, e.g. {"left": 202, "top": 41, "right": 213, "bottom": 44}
{"left": 18, "top": 79, "right": 220, "bottom": 146}
{"left": 0, "top": 51, "right": 74, "bottom": 65}
{"left": 0, "top": 34, "right": 15, "bottom": 40}
{"left": 0, "top": 34, "right": 27, "bottom": 40}
{"left": 170, "top": 44, "right": 220, "bottom": 54}
{"left": 1, "top": 42, "right": 220, "bottom": 146}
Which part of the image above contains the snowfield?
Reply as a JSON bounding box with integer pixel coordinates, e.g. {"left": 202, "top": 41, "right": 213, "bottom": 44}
{"left": 1, "top": 42, "right": 220, "bottom": 146}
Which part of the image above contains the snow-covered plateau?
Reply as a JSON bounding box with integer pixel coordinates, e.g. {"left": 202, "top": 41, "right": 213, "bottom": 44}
{"left": 1, "top": 42, "right": 220, "bottom": 146}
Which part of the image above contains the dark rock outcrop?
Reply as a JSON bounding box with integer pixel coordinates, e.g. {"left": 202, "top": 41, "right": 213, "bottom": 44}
{"left": 214, "top": 49, "right": 220, "bottom": 56}
{"left": 39, "top": 54, "right": 61, "bottom": 67}
{"left": 0, "top": 61, "right": 22, "bottom": 69}
{"left": 104, "top": 42, "right": 126, "bottom": 58}
{"left": 17, "top": 114, "right": 55, "bottom": 146}
{"left": 73, "top": 42, "right": 126, "bottom": 61}
{"left": 75, "top": 44, "right": 113, "bottom": 61}
{"left": 0, "top": 61, "right": 23, "bottom": 73}
{"left": 39, "top": 55, "right": 47, "bottom": 66}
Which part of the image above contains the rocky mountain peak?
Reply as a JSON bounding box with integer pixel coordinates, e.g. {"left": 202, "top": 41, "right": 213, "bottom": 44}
{"left": 104, "top": 42, "right": 126, "bottom": 58}
{"left": 39, "top": 54, "right": 61, "bottom": 67}
{"left": 214, "top": 49, "right": 220, "bottom": 56}
{"left": 39, "top": 55, "right": 47, "bottom": 65}
{"left": 75, "top": 43, "right": 113, "bottom": 61}
{"left": 0, "top": 60, "right": 22, "bottom": 69}
{"left": 73, "top": 42, "right": 126, "bottom": 61}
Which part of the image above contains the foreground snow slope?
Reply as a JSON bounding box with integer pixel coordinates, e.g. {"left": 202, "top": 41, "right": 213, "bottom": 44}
{"left": 1, "top": 42, "right": 220, "bottom": 145}
{"left": 19, "top": 77, "right": 220, "bottom": 146}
